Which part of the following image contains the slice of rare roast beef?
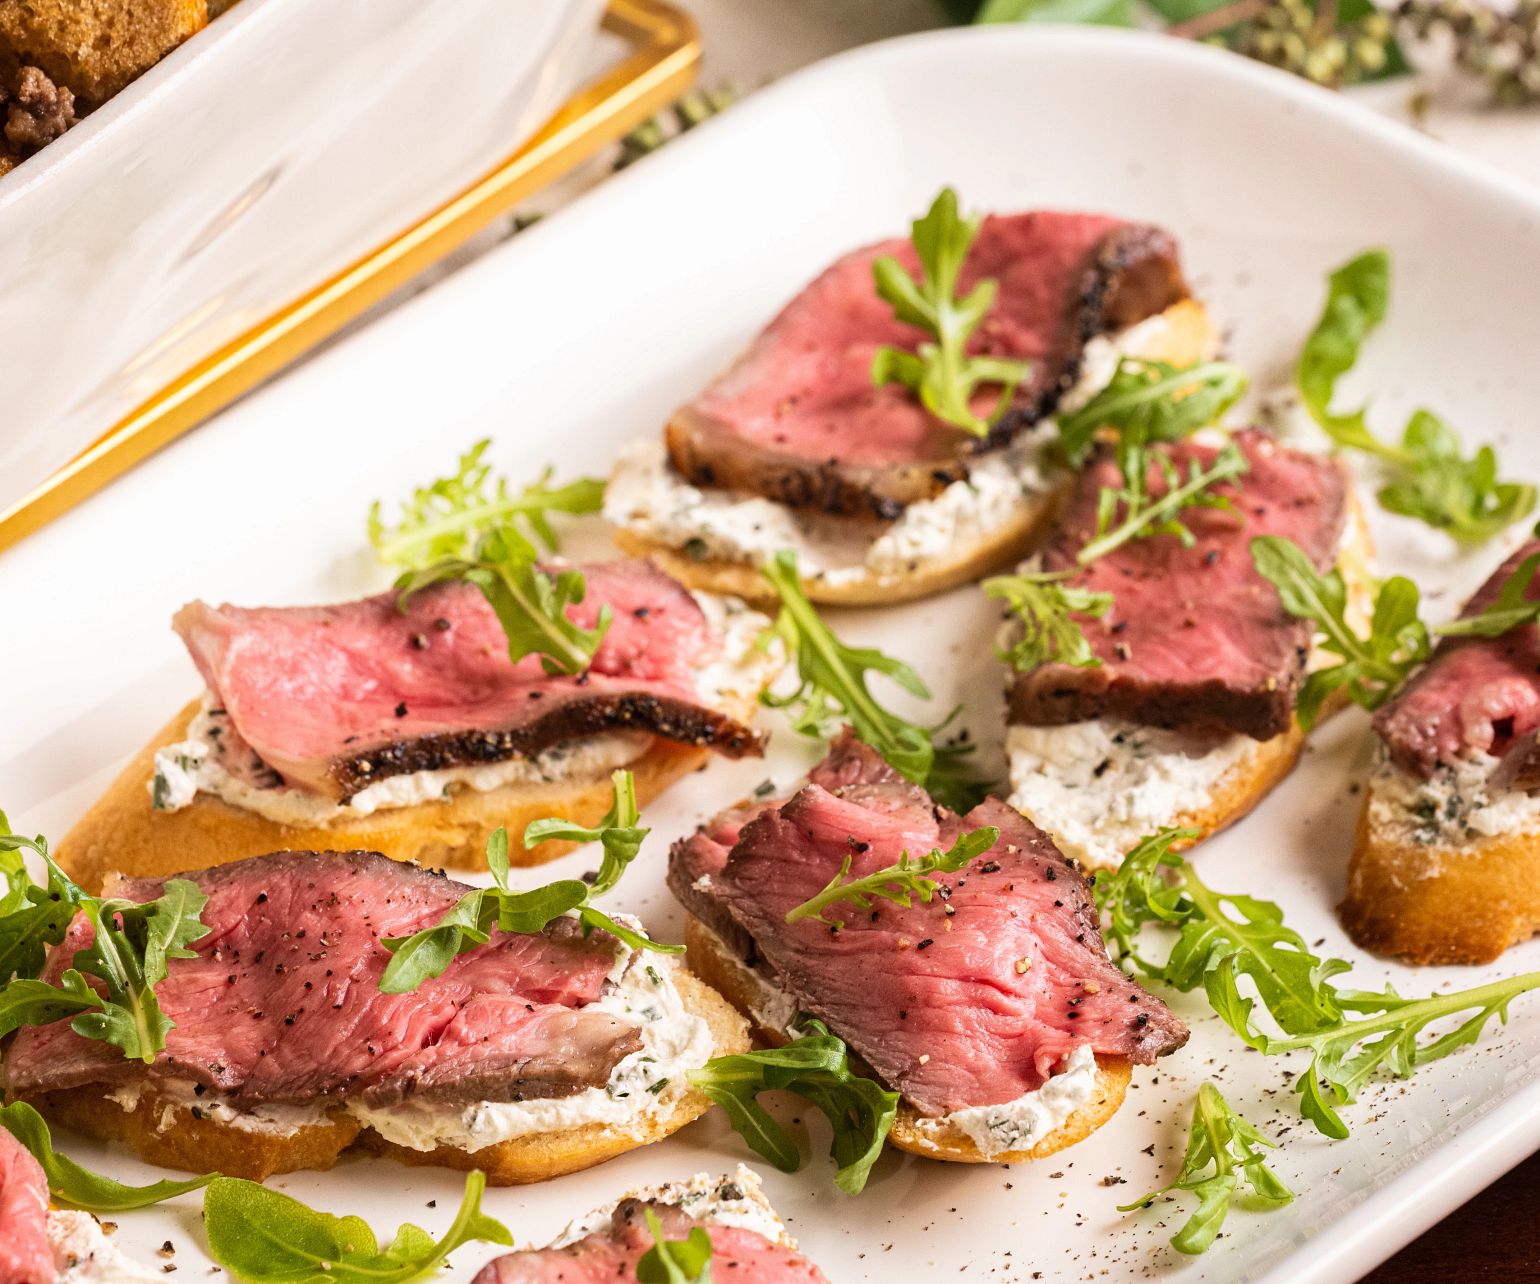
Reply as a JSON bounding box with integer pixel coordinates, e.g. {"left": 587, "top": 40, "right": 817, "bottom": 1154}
{"left": 670, "top": 734, "right": 1187, "bottom": 1118}
{"left": 174, "top": 560, "right": 761, "bottom": 801}
{"left": 471, "top": 1185, "right": 828, "bottom": 1283}
{"left": 667, "top": 212, "right": 1189, "bottom": 519}
{"left": 1006, "top": 428, "right": 1350, "bottom": 741}
{"left": 0, "top": 1126, "right": 51, "bottom": 1284}
{"left": 1375, "top": 539, "right": 1540, "bottom": 787}
{"left": 4, "top": 851, "right": 640, "bottom": 1108}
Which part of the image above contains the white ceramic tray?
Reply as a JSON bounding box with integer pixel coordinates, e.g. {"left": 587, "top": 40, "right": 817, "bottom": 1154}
{"left": 4, "top": 25, "right": 1540, "bottom": 1284}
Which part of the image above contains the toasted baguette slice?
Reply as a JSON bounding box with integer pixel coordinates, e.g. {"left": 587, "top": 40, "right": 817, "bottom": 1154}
{"left": 1005, "top": 487, "right": 1374, "bottom": 869}
{"left": 611, "top": 299, "right": 1216, "bottom": 608}
{"left": 1340, "top": 773, "right": 1540, "bottom": 966}
{"left": 0, "top": 0, "right": 206, "bottom": 104}
{"left": 682, "top": 916, "right": 1128, "bottom": 1164}
{"left": 18, "top": 971, "right": 748, "bottom": 1185}
{"left": 59, "top": 685, "right": 758, "bottom": 893}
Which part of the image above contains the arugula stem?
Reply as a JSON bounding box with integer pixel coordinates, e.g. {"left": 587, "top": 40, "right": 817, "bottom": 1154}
{"left": 376, "top": 495, "right": 569, "bottom": 564}
{"left": 1077, "top": 449, "right": 1247, "bottom": 563}
{"left": 1265, "top": 970, "right": 1540, "bottom": 1053}
{"left": 488, "top": 563, "right": 590, "bottom": 674}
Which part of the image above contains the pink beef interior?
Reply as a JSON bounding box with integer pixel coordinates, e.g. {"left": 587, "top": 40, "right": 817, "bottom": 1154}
{"left": 1008, "top": 429, "right": 1349, "bottom": 740}
{"left": 472, "top": 1198, "right": 829, "bottom": 1284}
{"left": 0, "top": 1127, "right": 51, "bottom": 1284}
{"left": 172, "top": 560, "right": 757, "bottom": 799}
{"left": 3, "top": 851, "right": 639, "bottom": 1109}
{"left": 1375, "top": 538, "right": 1540, "bottom": 783}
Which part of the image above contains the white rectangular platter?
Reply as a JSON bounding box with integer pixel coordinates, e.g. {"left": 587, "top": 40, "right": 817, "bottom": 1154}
{"left": 4, "top": 25, "right": 1540, "bottom": 1283}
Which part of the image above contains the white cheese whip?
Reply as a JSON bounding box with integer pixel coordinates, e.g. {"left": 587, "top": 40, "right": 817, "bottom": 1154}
{"left": 1368, "top": 749, "right": 1540, "bottom": 854}
{"left": 550, "top": 1165, "right": 786, "bottom": 1249}
{"left": 604, "top": 316, "right": 1179, "bottom": 586}
{"left": 49, "top": 1211, "right": 163, "bottom": 1283}
{"left": 149, "top": 592, "right": 773, "bottom": 826}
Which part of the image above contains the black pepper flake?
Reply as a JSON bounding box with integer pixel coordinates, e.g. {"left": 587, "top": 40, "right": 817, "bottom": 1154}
{"left": 433, "top": 617, "right": 452, "bottom": 632}
{"left": 255, "top": 893, "right": 268, "bottom": 905}
{"left": 980, "top": 861, "right": 1001, "bottom": 874}
{"left": 394, "top": 702, "right": 408, "bottom": 717}
{"left": 410, "top": 633, "right": 429, "bottom": 650}
{"left": 916, "top": 938, "right": 934, "bottom": 950}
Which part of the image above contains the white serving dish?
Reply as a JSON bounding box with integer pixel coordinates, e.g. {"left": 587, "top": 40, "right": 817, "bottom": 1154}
{"left": 0, "top": 0, "right": 605, "bottom": 515}
{"left": 3, "top": 24, "right": 1540, "bottom": 1283}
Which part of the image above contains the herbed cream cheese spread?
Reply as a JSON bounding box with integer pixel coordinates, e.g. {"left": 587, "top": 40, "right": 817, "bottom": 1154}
{"left": 1007, "top": 720, "right": 1262, "bottom": 869}
{"left": 908, "top": 1042, "right": 1100, "bottom": 1157}
{"left": 605, "top": 317, "right": 1179, "bottom": 586}
{"left": 149, "top": 593, "right": 773, "bottom": 826}
{"left": 550, "top": 1165, "right": 786, "bottom": 1248}
{"left": 106, "top": 927, "right": 715, "bottom": 1152}
{"left": 49, "top": 1211, "right": 164, "bottom": 1284}
{"left": 1368, "top": 749, "right": 1540, "bottom": 852}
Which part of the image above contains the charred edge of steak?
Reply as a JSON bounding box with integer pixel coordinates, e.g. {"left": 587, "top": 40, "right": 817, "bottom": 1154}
{"left": 1006, "top": 665, "right": 1301, "bottom": 743}
{"left": 329, "top": 692, "right": 763, "bottom": 798}
{"left": 987, "top": 224, "right": 1190, "bottom": 450}
{"left": 356, "top": 1027, "right": 645, "bottom": 1109}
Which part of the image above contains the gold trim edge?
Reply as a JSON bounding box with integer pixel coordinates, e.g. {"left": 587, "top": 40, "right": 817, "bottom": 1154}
{"left": 0, "top": 0, "right": 700, "bottom": 556}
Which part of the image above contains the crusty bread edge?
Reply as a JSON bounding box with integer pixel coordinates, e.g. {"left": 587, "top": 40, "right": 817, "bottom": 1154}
{"left": 16, "top": 970, "right": 749, "bottom": 1186}
{"left": 682, "top": 917, "right": 1130, "bottom": 1165}
{"left": 1339, "top": 788, "right": 1540, "bottom": 966}
{"left": 57, "top": 679, "right": 766, "bottom": 891}
{"left": 612, "top": 298, "right": 1217, "bottom": 608}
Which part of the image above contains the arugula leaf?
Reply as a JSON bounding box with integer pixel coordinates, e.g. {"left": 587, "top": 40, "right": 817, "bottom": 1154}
{"left": 637, "top": 1209, "right": 715, "bottom": 1284}
{"left": 203, "top": 1169, "right": 511, "bottom": 1284}
{"left": 689, "top": 1018, "right": 898, "bottom": 1195}
{"left": 0, "top": 1101, "right": 210, "bottom": 1211}
{"left": 1094, "top": 826, "right": 1540, "bottom": 1139}
{"left": 1440, "top": 550, "right": 1540, "bottom": 638}
{"left": 394, "top": 526, "right": 609, "bottom": 677}
{"left": 0, "top": 874, "right": 210, "bottom": 1063}
{"left": 1297, "top": 251, "right": 1534, "bottom": 543}
{"left": 379, "top": 773, "right": 679, "bottom": 994}
{"left": 1296, "top": 248, "right": 1392, "bottom": 456}
{"left": 870, "top": 188, "right": 1030, "bottom": 437}
{"left": 0, "top": 812, "right": 87, "bottom": 983}
{"left": 760, "top": 550, "right": 992, "bottom": 812}
{"left": 368, "top": 439, "right": 604, "bottom": 569}
{"left": 1122, "top": 1083, "right": 1292, "bottom": 1254}
{"left": 982, "top": 570, "right": 1112, "bottom": 672}
{"left": 1377, "top": 410, "right": 1537, "bottom": 545}
{"left": 785, "top": 826, "right": 999, "bottom": 929}
{"left": 1077, "top": 439, "right": 1248, "bottom": 564}
{"left": 1249, "top": 534, "right": 1429, "bottom": 728}
{"left": 1055, "top": 358, "right": 1248, "bottom": 469}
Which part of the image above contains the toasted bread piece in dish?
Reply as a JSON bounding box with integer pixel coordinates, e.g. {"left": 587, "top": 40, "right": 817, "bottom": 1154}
{"left": 1003, "top": 430, "right": 1372, "bottom": 868}
{"left": 0, "top": 0, "right": 206, "bottom": 104}
{"left": 5, "top": 851, "right": 748, "bottom": 1185}
{"left": 606, "top": 202, "right": 1215, "bottom": 607}
{"left": 471, "top": 1165, "right": 829, "bottom": 1281}
{"left": 667, "top": 734, "right": 1186, "bottom": 1166}
{"left": 59, "top": 562, "right": 778, "bottom": 889}
{"left": 1341, "top": 539, "right": 1540, "bottom": 964}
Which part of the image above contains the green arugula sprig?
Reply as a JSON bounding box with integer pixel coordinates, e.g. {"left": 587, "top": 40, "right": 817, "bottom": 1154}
{"left": 379, "top": 772, "right": 678, "bottom": 994}
{"left": 1249, "top": 534, "right": 1428, "bottom": 729}
{"left": 689, "top": 1018, "right": 898, "bottom": 1196}
{"left": 638, "top": 1210, "right": 715, "bottom": 1284}
{"left": 370, "top": 443, "right": 609, "bottom": 676}
{"left": 1078, "top": 439, "right": 1249, "bottom": 564}
{"left": 202, "top": 1170, "right": 510, "bottom": 1284}
{"left": 1094, "top": 828, "right": 1540, "bottom": 1140}
{"left": 1055, "top": 358, "right": 1248, "bottom": 469}
{"left": 0, "top": 820, "right": 209, "bottom": 1063}
{"left": 368, "top": 439, "right": 605, "bottom": 568}
{"left": 0, "top": 1102, "right": 211, "bottom": 1210}
{"left": 870, "top": 187, "right": 1030, "bottom": 437}
{"left": 0, "top": 812, "right": 87, "bottom": 983}
{"left": 1122, "top": 1083, "right": 1293, "bottom": 1255}
{"left": 760, "top": 550, "right": 991, "bottom": 812}
{"left": 785, "top": 826, "right": 999, "bottom": 929}
{"left": 1251, "top": 534, "right": 1540, "bottom": 728}
{"left": 982, "top": 570, "right": 1112, "bottom": 672}
{"left": 1298, "top": 249, "right": 1535, "bottom": 544}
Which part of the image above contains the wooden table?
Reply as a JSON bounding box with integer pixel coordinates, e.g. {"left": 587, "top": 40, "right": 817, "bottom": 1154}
{"left": 1362, "top": 1151, "right": 1540, "bottom": 1280}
